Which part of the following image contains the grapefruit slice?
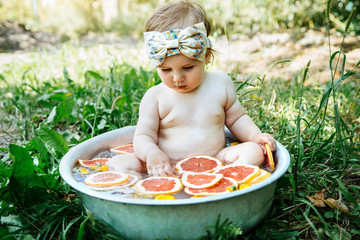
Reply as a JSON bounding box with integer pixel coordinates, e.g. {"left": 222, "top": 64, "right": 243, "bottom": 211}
{"left": 79, "top": 158, "right": 108, "bottom": 168}
{"left": 87, "top": 174, "right": 139, "bottom": 191}
{"left": 181, "top": 172, "right": 223, "bottom": 189}
{"left": 247, "top": 169, "right": 271, "bottom": 185}
{"left": 84, "top": 171, "right": 129, "bottom": 187}
{"left": 135, "top": 177, "right": 183, "bottom": 197}
{"left": 110, "top": 144, "right": 134, "bottom": 154}
{"left": 265, "top": 143, "right": 275, "bottom": 171}
{"left": 175, "top": 155, "right": 223, "bottom": 174}
{"left": 184, "top": 177, "right": 238, "bottom": 196}
{"left": 214, "top": 165, "right": 260, "bottom": 184}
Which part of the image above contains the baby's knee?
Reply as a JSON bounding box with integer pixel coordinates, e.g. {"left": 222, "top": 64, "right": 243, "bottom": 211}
{"left": 107, "top": 154, "right": 144, "bottom": 173}
{"left": 225, "top": 142, "right": 264, "bottom": 166}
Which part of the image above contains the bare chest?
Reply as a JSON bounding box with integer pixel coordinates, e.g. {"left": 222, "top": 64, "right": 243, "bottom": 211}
{"left": 158, "top": 92, "right": 225, "bottom": 128}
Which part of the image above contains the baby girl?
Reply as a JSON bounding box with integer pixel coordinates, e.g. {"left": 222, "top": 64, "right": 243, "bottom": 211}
{"left": 108, "top": 0, "right": 276, "bottom": 177}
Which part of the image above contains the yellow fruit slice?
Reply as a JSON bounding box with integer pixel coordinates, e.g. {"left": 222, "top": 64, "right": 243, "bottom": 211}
{"left": 175, "top": 155, "right": 223, "bottom": 174}
{"left": 181, "top": 172, "right": 223, "bottom": 189}
{"left": 247, "top": 169, "right": 271, "bottom": 185}
{"left": 239, "top": 184, "right": 251, "bottom": 190}
{"left": 84, "top": 171, "right": 129, "bottom": 187}
{"left": 265, "top": 143, "right": 275, "bottom": 171}
{"left": 135, "top": 176, "right": 183, "bottom": 197}
{"left": 213, "top": 165, "right": 260, "bottom": 184}
{"left": 154, "top": 195, "right": 176, "bottom": 200}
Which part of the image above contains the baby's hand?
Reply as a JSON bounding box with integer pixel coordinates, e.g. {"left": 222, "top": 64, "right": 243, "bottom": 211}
{"left": 252, "top": 133, "right": 276, "bottom": 155}
{"left": 146, "top": 149, "right": 173, "bottom": 177}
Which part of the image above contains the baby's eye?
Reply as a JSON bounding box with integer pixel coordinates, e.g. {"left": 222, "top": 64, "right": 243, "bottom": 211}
{"left": 183, "top": 66, "right": 194, "bottom": 71}
{"left": 161, "top": 68, "right": 171, "bottom": 72}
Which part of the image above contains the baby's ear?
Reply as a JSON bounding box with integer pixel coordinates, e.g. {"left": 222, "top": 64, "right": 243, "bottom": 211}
{"left": 205, "top": 50, "right": 212, "bottom": 64}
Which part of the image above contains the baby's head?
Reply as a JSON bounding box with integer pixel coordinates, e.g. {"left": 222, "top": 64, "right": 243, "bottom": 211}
{"left": 145, "top": 0, "right": 211, "bottom": 36}
{"left": 144, "top": 0, "right": 213, "bottom": 68}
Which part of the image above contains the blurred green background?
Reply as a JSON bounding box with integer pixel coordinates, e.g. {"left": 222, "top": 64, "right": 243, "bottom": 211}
{"left": 0, "top": 0, "right": 359, "bottom": 40}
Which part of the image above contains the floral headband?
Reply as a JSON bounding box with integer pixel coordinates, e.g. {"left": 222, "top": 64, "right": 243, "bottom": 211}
{"left": 144, "top": 22, "right": 212, "bottom": 68}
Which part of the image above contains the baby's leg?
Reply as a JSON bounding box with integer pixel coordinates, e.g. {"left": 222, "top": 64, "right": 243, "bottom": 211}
{"left": 107, "top": 153, "right": 145, "bottom": 178}
{"left": 215, "top": 142, "right": 264, "bottom": 166}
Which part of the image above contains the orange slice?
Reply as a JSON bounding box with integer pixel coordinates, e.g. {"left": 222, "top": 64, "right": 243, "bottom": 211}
{"left": 184, "top": 177, "right": 238, "bottom": 196}
{"left": 135, "top": 176, "right": 183, "bottom": 197}
{"left": 87, "top": 174, "right": 138, "bottom": 191}
{"left": 265, "top": 143, "right": 275, "bottom": 171}
{"left": 79, "top": 158, "right": 108, "bottom": 168}
{"left": 84, "top": 171, "right": 129, "bottom": 187}
{"left": 181, "top": 172, "right": 223, "bottom": 189}
{"left": 110, "top": 144, "right": 134, "bottom": 154}
{"left": 175, "top": 155, "right": 223, "bottom": 174}
{"left": 247, "top": 169, "right": 271, "bottom": 185}
{"left": 214, "top": 165, "right": 260, "bottom": 184}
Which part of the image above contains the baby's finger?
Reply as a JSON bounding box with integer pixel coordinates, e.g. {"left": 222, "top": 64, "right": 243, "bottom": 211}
{"left": 259, "top": 144, "right": 267, "bottom": 155}
{"left": 164, "top": 165, "right": 174, "bottom": 176}
{"left": 265, "top": 139, "right": 276, "bottom": 152}
{"left": 147, "top": 168, "right": 154, "bottom": 176}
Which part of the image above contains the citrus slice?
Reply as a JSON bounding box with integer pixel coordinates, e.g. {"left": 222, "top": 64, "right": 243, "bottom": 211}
{"left": 79, "top": 158, "right": 108, "bottom": 168}
{"left": 84, "top": 171, "right": 129, "bottom": 187}
{"left": 175, "top": 155, "right": 223, "bottom": 174}
{"left": 135, "top": 177, "right": 183, "bottom": 197}
{"left": 87, "top": 174, "right": 139, "bottom": 191}
{"left": 184, "top": 177, "right": 238, "bottom": 196}
{"left": 110, "top": 144, "right": 134, "bottom": 154}
{"left": 154, "top": 195, "right": 176, "bottom": 200}
{"left": 265, "top": 143, "right": 275, "bottom": 171}
{"left": 214, "top": 165, "right": 260, "bottom": 184}
{"left": 181, "top": 172, "right": 223, "bottom": 189}
{"left": 247, "top": 169, "right": 271, "bottom": 185}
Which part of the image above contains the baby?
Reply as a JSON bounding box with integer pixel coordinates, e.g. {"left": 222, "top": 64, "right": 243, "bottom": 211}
{"left": 108, "top": 0, "right": 276, "bottom": 177}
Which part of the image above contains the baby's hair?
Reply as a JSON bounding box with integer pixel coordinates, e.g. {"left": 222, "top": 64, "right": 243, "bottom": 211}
{"left": 145, "top": 0, "right": 214, "bottom": 59}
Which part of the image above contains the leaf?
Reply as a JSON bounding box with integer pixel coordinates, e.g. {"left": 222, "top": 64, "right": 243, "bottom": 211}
{"left": 325, "top": 198, "right": 350, "bottom": 214}
{"left": 77, "top": 217, "right": 89, "bottom": 240}
{"left": 306, "top": 189, "right": 326, "bottom": 207}
{"left": 26, "top": 137, "right": 48, "bottom": 160}
{"left": 8, "top": 144, "right": 35, "bottom": 181}
{"left": 47, "top": 106, "right": 57, "bottom": 124}
{"left": 54, "top": 97, "right": 75, "bottom": 123}
{"left": 47, "top": 96, "right": 75, "bottom": 125}
{"left": 37, "top": 127, "right": 69, "bottom": 155}
{"left": 0, "top": 145, "right": 36, "bottom": 204}
{"left": 85, "top": 70, "right": 104, "bottom": 84}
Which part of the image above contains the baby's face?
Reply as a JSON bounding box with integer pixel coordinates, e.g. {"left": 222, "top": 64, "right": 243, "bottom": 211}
{"left": 157, "top": 54, "right": 206, "bottom": 93}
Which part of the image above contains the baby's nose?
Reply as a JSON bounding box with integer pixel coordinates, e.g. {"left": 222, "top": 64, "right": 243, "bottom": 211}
{"left": 173, "top": 72, "right": 184, "bottom": 83}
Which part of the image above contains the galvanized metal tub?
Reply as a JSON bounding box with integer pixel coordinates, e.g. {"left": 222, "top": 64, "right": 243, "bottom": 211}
{"left": 59, "top": 126, "right": 290, "bottom": 240}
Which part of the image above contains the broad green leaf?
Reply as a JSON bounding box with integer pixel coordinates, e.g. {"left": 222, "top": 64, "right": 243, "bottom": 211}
{"left": 37, "top": 127, "right": 69, "bottom": 155}
{"left": 8, "top": 144, "right": 35, "bottom": 181}
{"left": 53, "top": 97, "right": 75, "bottom": 124}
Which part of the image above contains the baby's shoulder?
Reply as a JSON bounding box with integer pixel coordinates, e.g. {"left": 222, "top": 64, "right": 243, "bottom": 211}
{"left": 205, "top": 71, "right": 234, "bottom": 86}
{"left": 143, "top": 84, "right": 163, "bottom": 97}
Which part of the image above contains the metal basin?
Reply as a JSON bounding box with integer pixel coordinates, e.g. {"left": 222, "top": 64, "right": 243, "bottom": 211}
{"left": 59, "top": 126, "right": 290, "bottom": 240}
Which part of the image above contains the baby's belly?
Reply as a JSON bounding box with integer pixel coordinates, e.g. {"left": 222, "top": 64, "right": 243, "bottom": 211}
{"left": 158, "top": 126, "right": 225, "bottom": 162}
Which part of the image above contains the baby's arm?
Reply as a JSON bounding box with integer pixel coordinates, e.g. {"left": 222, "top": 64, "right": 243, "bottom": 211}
{"left": 223, "top": 75, "right": 276, "bottom": 154}
{"left": 133, "top": 88, "right": 172, "bottom": 176}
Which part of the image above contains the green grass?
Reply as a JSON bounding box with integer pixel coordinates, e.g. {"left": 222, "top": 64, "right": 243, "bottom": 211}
{"left": 1, "top": 9, "right": 359, "bottom": 240}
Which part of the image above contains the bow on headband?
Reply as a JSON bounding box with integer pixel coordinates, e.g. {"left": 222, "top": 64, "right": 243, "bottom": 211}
{"left": 144, "top": 22, "right": 212, "bottom": 68}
